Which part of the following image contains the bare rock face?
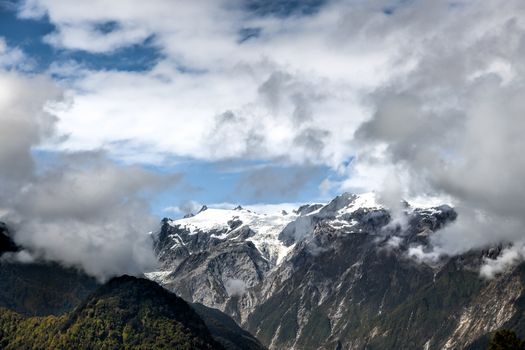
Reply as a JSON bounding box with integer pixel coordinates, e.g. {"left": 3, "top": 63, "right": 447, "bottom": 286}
{"left": 442, "top": 274, "right": 523, "bottom": 350}
{"left": 149, "top": 193, "right": 525, "bottom": 350}
{"left": 149, "top": 207, "right": 294, "bottom": 316}
{"left": 164, "top": 240, "right": 271, "bottom": 317}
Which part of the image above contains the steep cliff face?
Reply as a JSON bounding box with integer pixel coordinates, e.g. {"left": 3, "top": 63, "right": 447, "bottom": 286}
{"left": 442, "top": 273, "right": 523, "bottom": 350}
{"left": 150, "top": 193, "right": 525, "bottom": 349}
{"left": 242, "top": 201, "right": 461, "bottom": 349}
{"left": 148, "top": 207, "right": 296, "bottom": 314}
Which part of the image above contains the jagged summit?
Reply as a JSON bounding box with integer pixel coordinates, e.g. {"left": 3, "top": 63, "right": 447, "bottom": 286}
{"left": 154, "top": 192, "right": 452, "bottom": 272}
{"left": 145, "top": 193, "right": 525, "bottom": 349}
{"left": 161, "top": 205, "right": 296, "bottom": 268}
{"left": 323, "top": 191, "right": 380, "bottom": 213}
{"left": 149, "top": 193, "right": 458, "bottom": 331}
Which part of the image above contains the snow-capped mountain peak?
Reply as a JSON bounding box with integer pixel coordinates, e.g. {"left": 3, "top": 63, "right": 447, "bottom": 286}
{"left": 166, "top": 206, "right": 298, "bottom": 265}
{"left": 161, "top": 193, "right": 385, "bottom": 267}
{"left": 148, "top": 192, "right": 459, "bottom": 331}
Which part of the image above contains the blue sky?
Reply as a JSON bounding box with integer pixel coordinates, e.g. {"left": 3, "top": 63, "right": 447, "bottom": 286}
{"left": 0, "top": 2, "right": 162, "bottom": 72}
{"left": 147, "top": 160, "right": 336, "bottom": 216}
{"left": 0, "top": 0, "right": 329, "bottom": 72}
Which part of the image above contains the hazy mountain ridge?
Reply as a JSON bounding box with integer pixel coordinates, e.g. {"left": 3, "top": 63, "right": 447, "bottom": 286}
{"left": 0, "top": 227, "right": 265, "bottom": 350}
{"left": 0, "top": 227, "right": 99, "bottom": 317}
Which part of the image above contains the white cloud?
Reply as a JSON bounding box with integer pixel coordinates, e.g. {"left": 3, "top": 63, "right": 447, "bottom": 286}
{"left": 224, "top": 278, "right": 247, "bottom": 297}
{"left": 385, "top": 236, "right": 402, "bottom": 249}
{"left": 0, "top": 43, "right": 182, "bottom": 281}
{"left": 0, "top": 37, "right": 26, "bottom": 69}
{"left": 22, "top": 0, "right": 391, "bottom": 168}
{"left": 10, "top": 0, "right": 525, "bottom": 274}
{"left": 407, "top": 245, "right": 443, "bottom": 264}
{"left": 0, "top": 250, "right": 36, "bottom": 264}
{"left": 480, "top": 244, "right": 525, "bottom": 279}
{"left": 164, "top": 200, "right": 203, "bottom": 216}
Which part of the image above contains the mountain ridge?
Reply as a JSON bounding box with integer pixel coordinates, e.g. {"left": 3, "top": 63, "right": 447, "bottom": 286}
{"left": 0, "top": 226, "right": 265, "bottom": 350}
{"left": 0, "top": 275, "right": 223, "bottom": 349}
{"left": 0, "top": 274, "right": 266, "bottom": 350}
{"left": 150, "top": 192, "right": 525, "bottom": 349}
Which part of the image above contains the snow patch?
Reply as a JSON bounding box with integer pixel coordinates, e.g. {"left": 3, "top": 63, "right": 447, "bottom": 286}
{"left": 338, "top": 192, "right": 382, "bottom": 215}
{"left": 144, "top": 271, "right": 172, "bottom": 284}
{"left": 169, "top": 207, "right": 298, "bottom": 265}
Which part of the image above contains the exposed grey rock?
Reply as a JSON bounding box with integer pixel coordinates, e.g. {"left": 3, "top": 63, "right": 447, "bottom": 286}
{"left": 150, "top": 193, "right": 525, "bottom": 350}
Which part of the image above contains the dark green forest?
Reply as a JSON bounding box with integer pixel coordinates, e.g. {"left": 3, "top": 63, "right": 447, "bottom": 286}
{"left": 0, "top": 275, "right": 223, "bottom": 350}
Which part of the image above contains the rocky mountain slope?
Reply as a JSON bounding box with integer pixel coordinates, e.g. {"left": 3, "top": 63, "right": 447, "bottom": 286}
{"left": 193, "top": 302, "right": 266, "bottom": 350}
{"left": 151, "top": 192, "right": 525, "bottom": 349}
{"left": 149, "top": 205, "right": 298, "bottom": 317}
